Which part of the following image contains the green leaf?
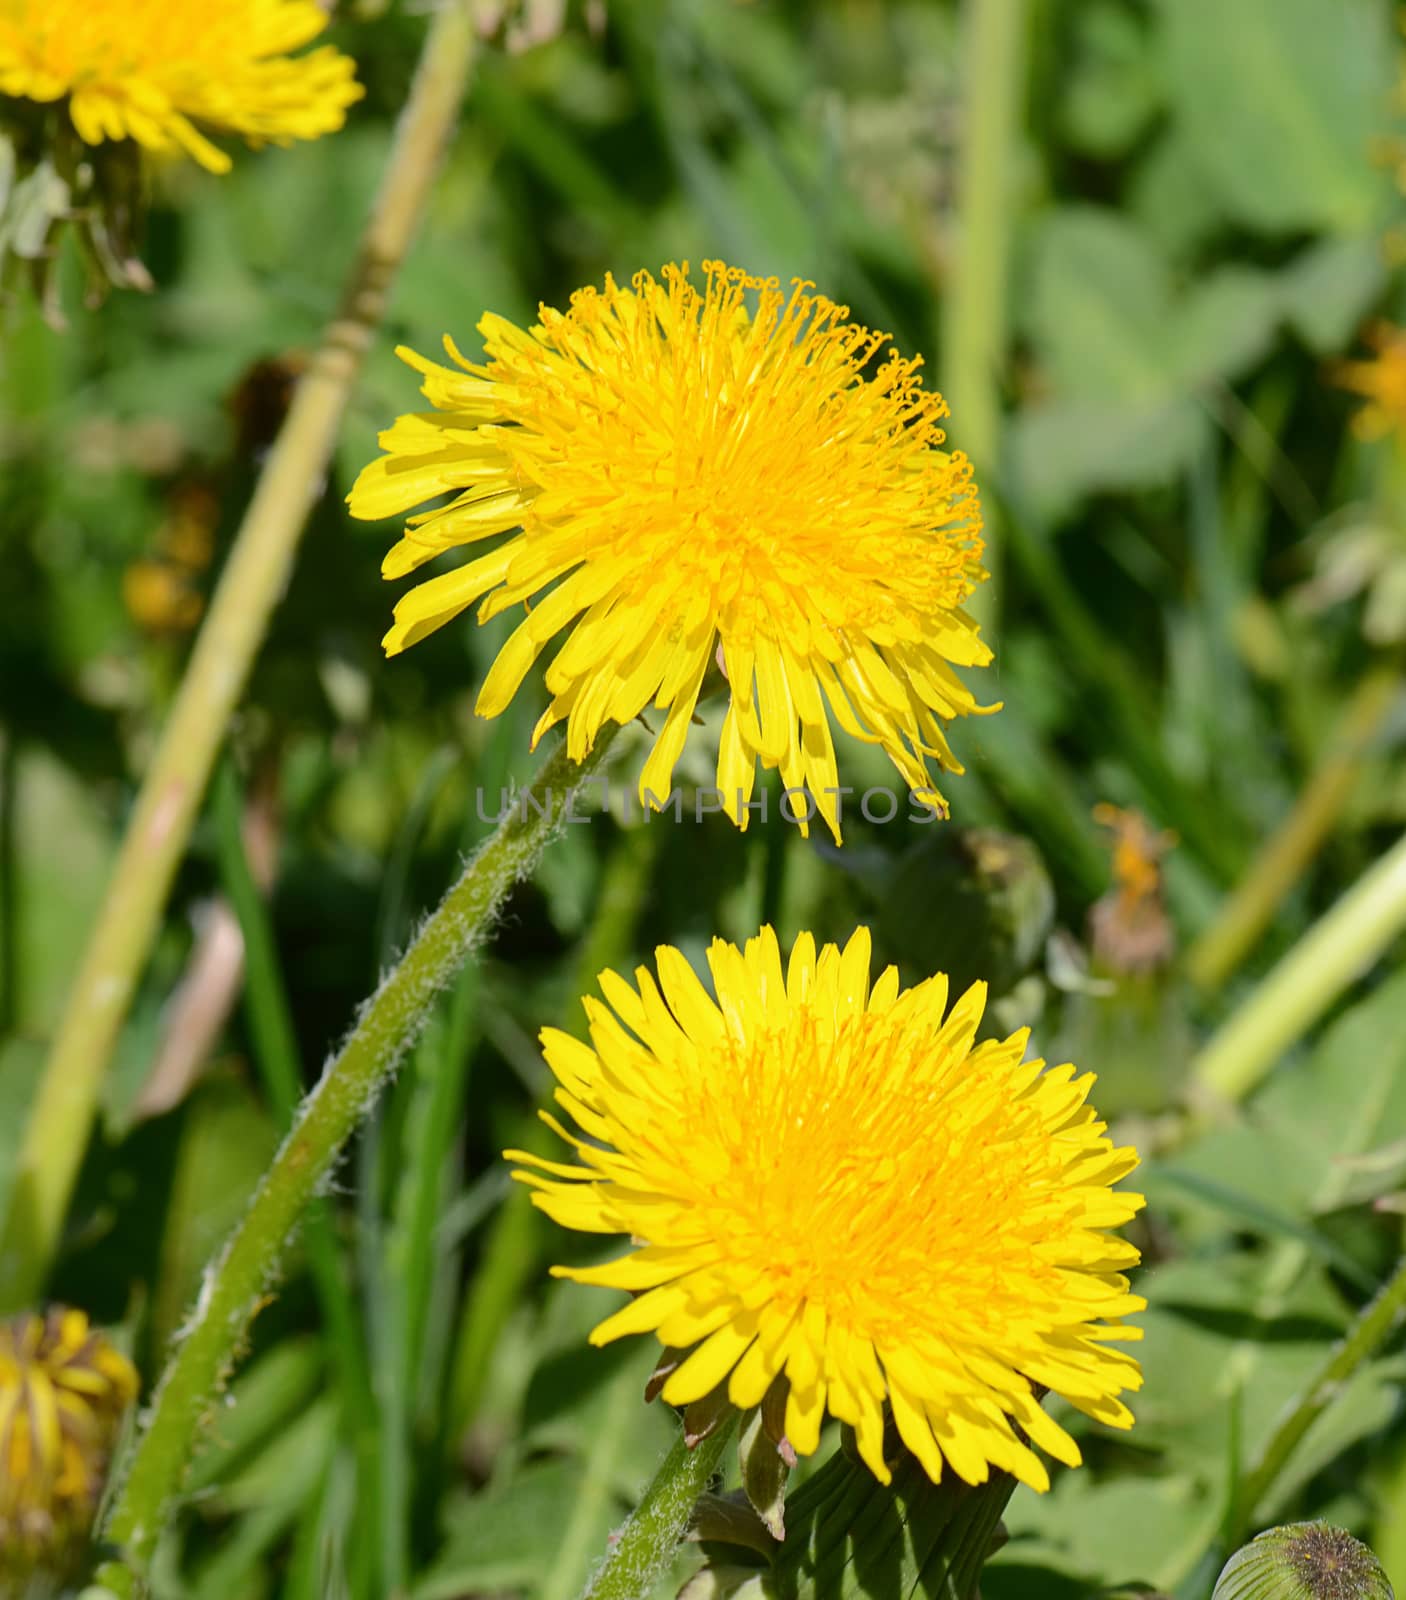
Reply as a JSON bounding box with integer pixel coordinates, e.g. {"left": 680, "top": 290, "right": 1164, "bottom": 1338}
{"left": 1025, "top": 208, "right": 1174, "bottom": 403}
{"left": 1240, "top": 967, "right": 1406, "bottom": 1219}
{"left": 1151, "top": 0, "right": 1395, "bottom": 234}
{"left": 1277, "top": 236, "right": 1388, "bottom": 354}
{"left": 1060, "top": 2, "right": 1160, "bottom": 159}
{"left": 996, "top": 1471, "right": 1212, "bottom": 1595}
{"left": 1015, "top": 204, "right": 1390, "bottom": 514}
{"left": 415, "top": 1459, "right": 620, "bottom": 1600}
{"left": 1010, "top": 395, "right": 1206, "bottom": 520}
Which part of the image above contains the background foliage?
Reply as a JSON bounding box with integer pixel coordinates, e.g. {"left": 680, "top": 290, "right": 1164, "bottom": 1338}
{"left": 4, "top": 1, "right": 1406, "bottom": 1596}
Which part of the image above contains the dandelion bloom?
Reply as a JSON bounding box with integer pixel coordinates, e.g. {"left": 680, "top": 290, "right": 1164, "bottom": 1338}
{"left": 0, "top": 1308, "right": 137, "bottom": 1573}
{"left": 1332, "top": 323, "right": 1406, "bottom": 442}
{"left": 349, "top": 261, "right": 991, "bottom": 842}
{"left": 509, "top": 926, "right": 1144, "bottom": 1491}
{"left": 0, "top": 0, "right": 362, "bottom": 174}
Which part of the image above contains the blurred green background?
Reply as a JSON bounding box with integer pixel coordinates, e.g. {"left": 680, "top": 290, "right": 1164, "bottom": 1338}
{"left": 4, "top": 0, "right": 1406, "bottom": 1595}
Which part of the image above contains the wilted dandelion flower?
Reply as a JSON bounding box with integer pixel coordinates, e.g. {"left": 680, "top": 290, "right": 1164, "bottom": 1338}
{"left": 349, "top": 261, "right": 991, "bottom": 842}
{"left": 1089, "top": 803, "right": 1176, "bottom": 975}
{"left": 0, "top": 0, "right": 362, "bottom": 174}
{"left": 508, "top": 925, "right": 1144, "bottom": 1491}
{"left": 1332, "top": 323, "right": 1406, "bottom": 442}
{"left": 0, "top": 1307, "right": 138, "bottom": 1577}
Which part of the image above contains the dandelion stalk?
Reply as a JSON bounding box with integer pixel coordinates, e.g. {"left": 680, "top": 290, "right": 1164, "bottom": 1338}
{"left": 0, "top": 0, "right": 481, "bottom": 1313}
{"left": 1191, "top": 830, "right": 1406, "bottom": 1108}
{"left": 94, "top": 730, "right": 617, "bottom": 1590}
{"left": 581, "top": 1417, "right": 737, "bottom": 1600}
{"left": 1223, "top": 1250, "right": 1406, "bottom": 1550}
{"left": 941, "top": 0, "right": 1027, "bottom": 626}
{"left": 1186, "top": 667, "right": 1401, "bottom": 993}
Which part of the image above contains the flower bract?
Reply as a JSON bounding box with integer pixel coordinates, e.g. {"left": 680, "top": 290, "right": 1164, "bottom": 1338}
{"left": 349, "top": 261, "right": 992, "bottom": 842}
{"left": 508, "top": 925, "right": 1144, "bottom": 1491}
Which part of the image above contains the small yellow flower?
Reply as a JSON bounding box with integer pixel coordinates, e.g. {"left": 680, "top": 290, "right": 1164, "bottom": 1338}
{"left": 0, "top": 0, "right": 362, "bottom": 174}
{"left": 349, "top": 261, "right": 992, "bottom": 842}
{"left": 509, "top": 926, "right": 1144, "bottom": 1491}
{"left": 1332, "top": 323, "right": 1406, "bottom": 442}
{"left": 0, "top": 1307, "right": 138, "bottom": 1576}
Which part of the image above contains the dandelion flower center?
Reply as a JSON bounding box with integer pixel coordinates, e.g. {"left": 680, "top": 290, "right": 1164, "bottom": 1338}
{"left": 349, "top": 261, "right": 993, "bottom": 843}
{"left": 0, "top": 0, "right": 362, "bottom": 174}
{"left": 509, "top": 926, "right": 1144, "bottom": 1492}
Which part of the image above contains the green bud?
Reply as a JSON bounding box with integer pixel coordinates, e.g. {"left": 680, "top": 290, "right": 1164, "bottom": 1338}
{"left": 1213, "top": 1524, "right": 1394, "bottom": 1600}
{"left": 877, "top": 828, "right": 1055, "bottom": 1001}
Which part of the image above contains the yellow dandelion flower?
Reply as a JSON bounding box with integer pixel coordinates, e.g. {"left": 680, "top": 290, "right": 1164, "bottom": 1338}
{"left": 1332, "top": 323, "right": 1406, "bottom": 442}
{"left": 349, "top": 261, "right": 992, "bottom": 843}
{"left": 0, "top": 0, "right": 362, "bottom": 175}
{"left": 0, "top": 1307, "right": 138, "bottom": 1574}
{"left": 508, "top": 925, "right": 1144, "bottom": 1492}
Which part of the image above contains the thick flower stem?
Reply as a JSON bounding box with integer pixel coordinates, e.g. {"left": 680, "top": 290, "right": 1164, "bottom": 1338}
{"left": 0, "top": 0, "right": 480, "bottom": 1314}
{"left": 1191, "top": 830, "right": 1406, "bottom": 1108}
{"left": 1186, "top": 667, "right": 1401, "bottom": 994}
{"left": 94, "top": 731, "right": 617, "bottom": 1590}
{"left": 942, "top": 0, "right": 1027, "bottom": 627}
{"left": 580, "top": 1415, "right": 737, "bottom": 1600}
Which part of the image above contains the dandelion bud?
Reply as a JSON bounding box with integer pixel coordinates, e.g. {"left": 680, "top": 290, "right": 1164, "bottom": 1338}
{"left": 1213, "top": 1523, "right": 1394, "bottom": 1600}
{"left": 0, "top": 1308, "right": 139, "bottom": 1590}
{"left": 878, "top": 827, "right": 1055, "bottom": 999}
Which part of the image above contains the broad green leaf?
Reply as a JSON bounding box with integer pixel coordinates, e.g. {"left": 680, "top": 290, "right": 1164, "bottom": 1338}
{"left": 1172, "top": 267, "right": 1283, "bottom": 391}
{"left": 997, "top": 1470, "right": 1213, "bottom": 1594}
{"left": 1171, "top": 968, "right": 1406, "bottom": 1225}
{"left": 1009, "top": 395, "right": 1206, "bottom": 520}
{"left": 1257, "top": 1355, "right": 1406, "bottom": 1522}
{"left": 1060, "top": 2, "right": 1160, "bottom": 159}
{"left": 1152, "top": 0, "right": 1395, "bottom": 234}
{"left": 415, "top": 1459, "right": 621, "bottom": 1600}
{"left": 1025, "top": 208, "right": 1174, "bottom": 403}
{"left": 1277, "top": 235, "right": 1388, "bottom": 354}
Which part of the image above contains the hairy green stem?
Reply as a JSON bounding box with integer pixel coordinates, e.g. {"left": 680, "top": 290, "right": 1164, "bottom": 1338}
{"left": 95, "top": 731, "right": 617, "bottom": 1588}
{"left": 580, "top": 1415, "right": 737, "bottom": 1600}
{"left": 942, "top": 0, "right": 1026, "bottom": 628}
{"left": 1224, "top": 1250, "right": 1406, "bottom": 1549}
{"left": 0, "top": 0, "right": 481, "bottom": 1312}
{"left": 1191, "top": 831, "right": 1406, "bottom": 1108}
